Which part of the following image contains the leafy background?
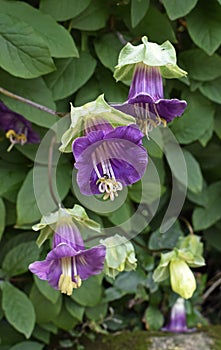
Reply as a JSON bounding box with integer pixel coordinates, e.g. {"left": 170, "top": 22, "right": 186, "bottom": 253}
{"left": 0, "top": 0, "right": 221, "bottom": 349}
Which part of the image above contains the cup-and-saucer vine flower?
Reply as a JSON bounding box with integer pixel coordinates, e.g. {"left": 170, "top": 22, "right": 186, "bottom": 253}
{"left": 0, "top": 101, "right": 40, "bottom": 151}
{"left": 162, "top": 298, "right": 195, "bottom": 333}
{"left": 112, "top": 37, "right": 187, "bottom": 135}
{"left": 72, "top": 122, "right": 148, "bottom": 201}
{"left": 59, "top": 94, "right": 148, "bottom": 201}
{"left": 29, "top": 205, "right": 106, "bottom": 296}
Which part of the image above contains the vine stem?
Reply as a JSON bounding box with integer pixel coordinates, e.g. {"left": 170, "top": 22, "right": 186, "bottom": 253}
{"left": 180, "top": 217, "right": 194, "bottom": 235}
{"left": 0, "top": 86, "right": 64, "bottom": 117}
{"left": 48, "top": 134, "right": 60, "bottom": 209}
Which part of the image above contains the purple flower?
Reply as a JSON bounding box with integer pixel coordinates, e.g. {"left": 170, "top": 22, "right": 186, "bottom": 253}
{"left": 162, "top": 298, "right": 195, "bottom": 333}
{"left": 72, "top": 123, "right": 148, "bottom": 201}
{"left": 29, "top": 221, "right": 106, "bottom": 296}
{"left": 0, "top": 101, "right": 40, "bottom": 151}
{"left": 112, "top": 63, "right": 187, "bottom": 135}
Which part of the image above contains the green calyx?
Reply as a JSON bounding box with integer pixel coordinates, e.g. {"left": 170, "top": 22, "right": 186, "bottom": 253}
{"left": 114, "top": 36, "right": 187, "bottom": 83}
{"left": 59, "top": 94, "right": 135, "bottom": 153}
{"left": 33, "top": 204, "right": 101, "bottom": 247}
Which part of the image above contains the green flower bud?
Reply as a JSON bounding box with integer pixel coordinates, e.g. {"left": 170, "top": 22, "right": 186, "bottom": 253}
{"left": 170, "top": 259, "right": 196, "bottom": 299}
{"left": 100, "top": 234, "right": 137, "bottom": 278}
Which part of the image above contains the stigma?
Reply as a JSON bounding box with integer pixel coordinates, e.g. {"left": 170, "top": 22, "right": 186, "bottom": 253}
{"left": 92, "top": 142, "right": 123, "bottom": 201}
{"left": 58, "top": 256, "right": 81, "bottom": 296}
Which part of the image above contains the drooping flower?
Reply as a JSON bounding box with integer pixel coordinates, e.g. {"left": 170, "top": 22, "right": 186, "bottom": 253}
{"left": 0, "top": 101, "right": 40, "bottom": 151}
{"left": 100, "top": 234, "right": 137, "bottom": 278}
{"left": 112, "top": 37, "right": 187, "bottom": 135}
{"left": 72, "top": 123, "right": 148, "bottom": 201}
{"left": 162, "top": 298, "right": 195, "bottom": 333}
{"left": 29, "top": 218, "right": 106, "bottom": 296}
{"left": 112, "top": 63, "right": 187, "bottom": 135}
{"left": 170, "top": 259, "right": 196, "bottom": 299}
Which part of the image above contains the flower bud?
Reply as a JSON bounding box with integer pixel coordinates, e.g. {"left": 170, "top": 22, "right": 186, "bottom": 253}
{"left": 100, "top": 234, "right": 137, "bottom": 278}
{"left": 169, "top": 259, "right": 196, "bottom": 299}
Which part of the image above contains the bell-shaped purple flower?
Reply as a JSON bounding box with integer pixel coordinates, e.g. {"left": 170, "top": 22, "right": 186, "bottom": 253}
{"left": 29, "top": 220, "right": 106, "bottom": 296}
{"left": 72, "top": 123, "right": 148, "bottom": 201}
{"left": 0, "top": 101, "right": 40, "bottom": 151}
{"left": 112, "top": 63, "right": 187, "bottom": 135}
{"left": 162, "top": 298, "right": 195, "bottom": 333}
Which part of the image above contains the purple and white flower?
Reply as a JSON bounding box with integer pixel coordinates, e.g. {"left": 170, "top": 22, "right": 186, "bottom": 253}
{"left": 162, "top": 298, "right": 195, "bottom": 333}
{"left": 72, "top": 123, "right": 148, "bottom": 201}
{"left": 112, "top": 63, "right": 187, "bottom": 135}
{"left": 0, "top": 101, "right": 40, "bottom": 151}
{"left": 29, "top": 220, "right": 106, "bottom": 296}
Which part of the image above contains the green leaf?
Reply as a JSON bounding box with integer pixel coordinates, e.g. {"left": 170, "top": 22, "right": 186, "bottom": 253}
{"left": 0, "top": 69, "right": 57, "bottom": 128}
{"left": 75, "top": 78, "right": 101, "bottom": 106}
{"left": 193, "top": 181, "right": 221, "bottom": 230}
{"left": 183, "top": 150, "right": 203, "bottom": 193}
{"left": 94, "top": 34, "right": 124, "bottom": 72}
{"left": 0, "top": 0, "right": 78, "bottom": 58}
{"left": 144, "top": 305, "right": 164, "bottom": 330}
{"left": 2, "top": 242, "right": 40, "bottom": 277}
{"left": 0, "top": 161, "right": 27, "bottom": 197}
{"left": 200, "top": 77, "right": 221, "bottom": 104}
{"left": 34, "top": 275, "right": 60, "bottom": 304}
{"left": 0, "top": 198, "right": 5, "bottom": 240}
{"left": 131, "top": 0, "right": 150, "bottom": 28}
{"left": 71, "top": 275, "right": 103, "bottom": 307}
{"left": 162, "top": 0, "right": 198, "bottom": 20}
{"left": 0, "top": 14, "right": 55, "bottom": 78}
{"left": 30, "top": 285, "right": 62, "bottom": 324}
{"left": 130, "top": 6, "right": 176, "bottom": 44}
{"left": 129, "top": 158, "right": 165, "bottom": 205}
{"left": 9, "top": 341, "right": 44, "bottom": 350}
{"left": 71, "top": 0, "right": 109, "bottom": 30}
{"left": 53, "top": 305, "right": 79, "bottom": 331}
{"left": 65, "top": 298, "right": 85, "bottom": 322}
{"left": 40, "top": 0, "right": 91, "bottom": 21}
{"left": 171, "top": 91, "right": 215, "bottom": 144}
{"left": 114, "top": 270, "right": 146, "bottom": 293}
{"left": 179, "top": 49, "right": 221, "bottom": 81}
{"left": 85, "top": 303, "right": 108, "bottom": 321}
{"left": 187, "top": 0, "right": 221, "bottom": 55}
{"left": 149, "top": 221, "right": 182, "bottom": 250}
{"left": 1, "top": 282, "right": 35, "bottom": 338}
{"left": 16, "top": 160, "right": 72, "bottom": 227}
{"left": 44, "top": 52, "right": 96, "bottom": 101}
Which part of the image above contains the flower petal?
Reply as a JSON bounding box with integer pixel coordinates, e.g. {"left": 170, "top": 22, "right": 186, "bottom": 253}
{"left": 53, "top": 222, "right": 84, "bottom": 250}
{"left": 128, "top": 64, "right": 164, "bottom": 102}
{"left": 155, "top": 99, "right": 187, "bottom": 122}
{"left": 29, "top": 259, "right": 51, "bottom": 280}
{"left": 73, "top": 130, "right": 104, "bottom": 160}
{"left": 47, "top": 243, "right": 79, "bottom": 260}
{"left": 105, "top": 124, "right": 144, "bottom": 145}
{"left": 76, "top": 245, "right": 106, "bottom": 280}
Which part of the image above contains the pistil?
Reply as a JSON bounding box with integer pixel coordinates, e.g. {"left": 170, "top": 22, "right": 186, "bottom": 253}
{"left": 92, "top": 142, "right": 123, "bottom": 201}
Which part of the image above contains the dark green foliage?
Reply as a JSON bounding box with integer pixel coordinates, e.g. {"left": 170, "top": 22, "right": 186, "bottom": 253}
{"left": 0, "top": 0, "right": 221, "bottom": 348}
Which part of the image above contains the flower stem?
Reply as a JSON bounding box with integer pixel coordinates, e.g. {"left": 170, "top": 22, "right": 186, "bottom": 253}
{"left": 48, "top": 134, "right": 60, "bottom": 209}
{"left": 180, "top": 217, "right": 194, "bottom": 235}
{"left": 0, "top": 86, "right": 64, "bottom": 117}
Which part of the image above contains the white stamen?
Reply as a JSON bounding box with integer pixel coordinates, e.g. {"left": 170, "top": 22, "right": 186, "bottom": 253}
{"left": 93, "top": 142, "right": 123, "bottom": 201}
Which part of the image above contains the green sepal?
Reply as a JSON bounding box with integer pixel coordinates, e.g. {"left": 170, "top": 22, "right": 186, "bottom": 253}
{"left": 59, "top": 94, "right": 135, "bottom": 153}
{"left": 177, "top": 234, "right": 205, "bottom": 267}
{"left": 33, "top": 205, "right": 101, "bottom": 247}
{"left": 152, "top": 250, "right": 175, "bottom": 282}
{"left": 114, "top": 36, "right": 187, "bottom": 83}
